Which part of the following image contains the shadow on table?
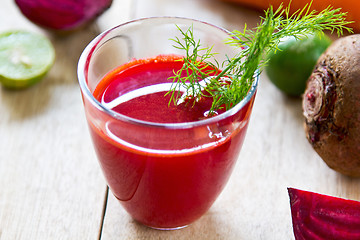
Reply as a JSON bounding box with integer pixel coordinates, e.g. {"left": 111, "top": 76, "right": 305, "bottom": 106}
{"left": 129, "top": 209, "right": 246, "bottom": 240}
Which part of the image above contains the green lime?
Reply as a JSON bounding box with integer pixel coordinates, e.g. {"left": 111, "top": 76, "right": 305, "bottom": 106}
{"left": 0, "top": 31, "right": 55, "bottom": 89}
{"left": 265, "top": 32, "right": 331, "bottom": 96}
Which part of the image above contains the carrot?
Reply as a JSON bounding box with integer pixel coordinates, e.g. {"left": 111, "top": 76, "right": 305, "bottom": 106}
{"left": 220, "top": 0, "right": 359, "bottom": 32}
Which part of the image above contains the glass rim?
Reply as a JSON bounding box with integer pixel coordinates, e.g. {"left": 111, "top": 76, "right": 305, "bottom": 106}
{"left": 77, "top": 16, "right": 259, "bottom": 129}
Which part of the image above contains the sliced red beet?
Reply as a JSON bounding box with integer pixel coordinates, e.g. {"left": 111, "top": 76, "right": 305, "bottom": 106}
{"left": 288, "top": 188, "right": 360, "bottom": 240}
{"left": 15, "top": 0, "right": 112, "bottom": 31}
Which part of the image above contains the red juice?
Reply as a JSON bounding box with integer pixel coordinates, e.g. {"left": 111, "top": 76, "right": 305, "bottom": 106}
{"left": 87, "top": 55, "right": 256, "bottom": 229}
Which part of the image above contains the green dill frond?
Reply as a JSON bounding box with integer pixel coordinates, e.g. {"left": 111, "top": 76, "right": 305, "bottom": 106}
{"left": 168, "top": 3, "right": 352, "bottom": 113}
{"left": 166, "top": 24, "right": 219, "bottom": 106}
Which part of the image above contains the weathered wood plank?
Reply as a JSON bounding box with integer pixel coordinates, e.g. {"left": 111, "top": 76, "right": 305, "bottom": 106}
{"left": 99, "top": 0, "right": 360, "bottom": 239}
{"left": 0, "top": 1, "right": 132, "bottom": 239}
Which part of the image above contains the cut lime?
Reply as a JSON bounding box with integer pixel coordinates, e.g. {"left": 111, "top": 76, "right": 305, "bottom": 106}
{"left": 0, "top": 31, "right": 55, "bottom": 89}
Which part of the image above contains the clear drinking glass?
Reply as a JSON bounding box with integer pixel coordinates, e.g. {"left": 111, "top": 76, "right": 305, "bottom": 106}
{"left": 77, "top": 17, "right": 258, "bottom": 230}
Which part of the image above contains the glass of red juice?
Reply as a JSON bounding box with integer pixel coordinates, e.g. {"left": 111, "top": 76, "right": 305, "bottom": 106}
{"left": 77, "top": 17, "right": 258, "bottom": 230}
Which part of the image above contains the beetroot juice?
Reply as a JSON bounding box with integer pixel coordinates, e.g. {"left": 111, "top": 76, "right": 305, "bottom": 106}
{"left": 85, "top": 55, "right": 256, "bottom": 229}
{"left": 78, "top": 17, "right": 258, "bottom": 230}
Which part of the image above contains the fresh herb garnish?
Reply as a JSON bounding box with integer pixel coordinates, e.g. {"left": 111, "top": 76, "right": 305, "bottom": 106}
{"left": 167, "top": 25, "right": 220, "bottom": 106}
{"left": 167, "top": 3, "right": 352, "bottom": 114}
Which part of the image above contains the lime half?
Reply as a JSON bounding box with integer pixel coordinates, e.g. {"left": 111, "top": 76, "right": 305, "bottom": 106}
{"left": 0, "top": 31, "right": 55, "bottom": 89}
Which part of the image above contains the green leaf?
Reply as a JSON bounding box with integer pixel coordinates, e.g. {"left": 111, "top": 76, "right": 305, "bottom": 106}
{"left": 168, "top": 3, "right": 352, "bottom": 113}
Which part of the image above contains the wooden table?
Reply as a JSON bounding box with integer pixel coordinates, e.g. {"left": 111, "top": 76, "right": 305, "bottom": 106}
{"left": 1, "top": 0, "right": 359, "bottom": 239}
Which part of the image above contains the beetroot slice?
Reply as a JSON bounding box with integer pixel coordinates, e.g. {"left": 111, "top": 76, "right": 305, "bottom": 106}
{"left": 288, "top": 188, "right": 360, "bottom": 240}
{"left": 15, "top": 0, "right": 112, "bottom": 31}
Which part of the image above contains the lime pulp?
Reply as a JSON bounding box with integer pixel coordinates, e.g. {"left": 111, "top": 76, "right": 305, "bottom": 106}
{"left": 0, "top": 31, "right": 55, "bottom": 89}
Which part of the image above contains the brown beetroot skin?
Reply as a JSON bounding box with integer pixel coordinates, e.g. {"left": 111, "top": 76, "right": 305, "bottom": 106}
{"left": 303, "top": 35, "right": 360, "bottom": 177}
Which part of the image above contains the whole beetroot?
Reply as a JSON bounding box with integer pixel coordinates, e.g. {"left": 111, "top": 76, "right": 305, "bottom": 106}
{"left": 303, "top": 34, "right": 360, "bottom": 177}
{"left": 15, "top": 0, "right": 112, "bottom": 32}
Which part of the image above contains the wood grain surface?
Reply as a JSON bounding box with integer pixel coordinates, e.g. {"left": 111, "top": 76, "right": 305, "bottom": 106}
{"left": 1, "top": 0, "right": 359, "bottom": 239}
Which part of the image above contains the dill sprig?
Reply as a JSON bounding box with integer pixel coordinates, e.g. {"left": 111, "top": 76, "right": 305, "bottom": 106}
{"left": 167, "top": 25, "right": 219, "bottom": 105}
{"left": 168, "top": 3, "right": 352, "bottom": 113}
